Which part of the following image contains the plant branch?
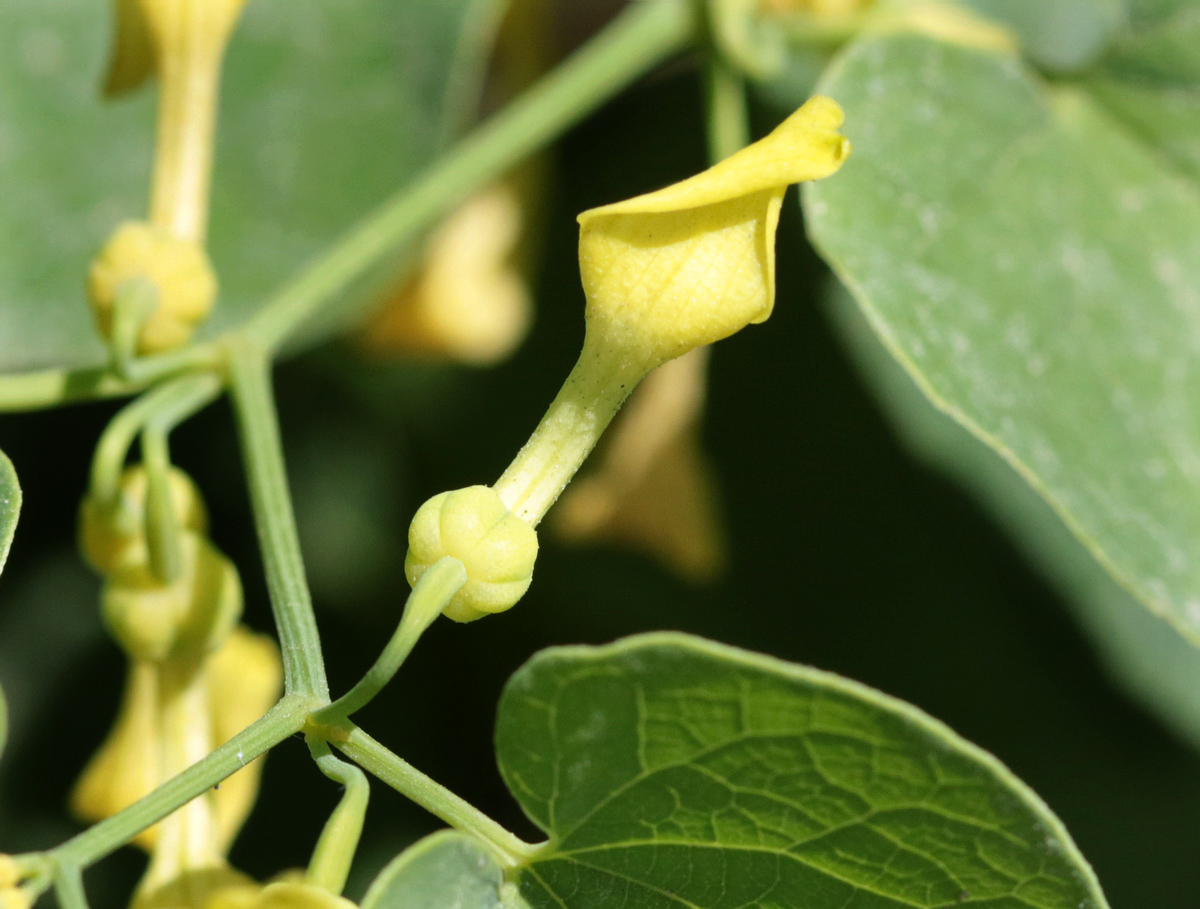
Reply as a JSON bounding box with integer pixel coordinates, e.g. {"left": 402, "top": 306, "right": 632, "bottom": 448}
{"left": 311, "top": 556, "right": 466, "bottom": 724}
{"left": 305, "top": 738, "right": 370, "bottom": 896}
{"left": 226, "top": 340, "right": 329, "bottom": 699}
{"left": 244, "top": 0, "right": 697, "bottom": 353}
{"left": 331, "top": 723, "right": 542, "bottom": 869}
{"left": 52, "top": 695, "right": 315, "bottom": 871}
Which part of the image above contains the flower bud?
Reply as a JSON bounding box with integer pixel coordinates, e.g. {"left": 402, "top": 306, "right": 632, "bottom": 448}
{"left": 103, "top": 532, "right": 241, "bottom": 662}
{"left": 577, "top": 95, "right": 850, "bottom": 368}
{"left": 404, "top": 486, "right": 538, "bottom": 622}
{"left": 87, "top": 220, "right": 217, "bottom": 355}
{"left": 80, "top": 463, "right": 208, "bottom": 575}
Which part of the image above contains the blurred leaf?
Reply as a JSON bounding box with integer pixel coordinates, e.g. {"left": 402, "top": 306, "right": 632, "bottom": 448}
{"left": 963, "top": 0, "right": 1124, "bottom": 72}
{"left": 497, "top": 633, "right": 1108, "bottom": 908}
{"left": 361, "top": 830, "right": 528, "bottom": 909}
{"left": 804, "top": 34, "right": 1200, "bottom": 641}
{"left": 1086, "top": 0, "right": 1200, "bottom": 181}
{"left": 0, "top": 449, "right": 18, "bottom": 578}
{"left": 825, "top": 279, "right": 1200, "bottom": 751}
{"left": 0, "top": 0, "right": 503, "bottom": 372}
{"left": 0, "top": 449, "right": 17, "bottom": 764}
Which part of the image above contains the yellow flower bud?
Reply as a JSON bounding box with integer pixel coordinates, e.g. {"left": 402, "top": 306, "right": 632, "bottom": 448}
{"left": 405, "top": 486, "right": 538, "bottom": 622}
{"left": 80, "top": 464, "right": 208, "bottom": 575}
{"left": 0, "top": 857, "right": 18, "bottom": 890}
{"left": 103, "top": 532, "right": 242, "bottom": 662}
{"left": 577, "top": 95, "right": 849, "bottom": 368}
{"left": 87, "top": 221, "right": 217, "bottom": 355}
{"left": 132, "top": 866, "right": 260, "bottom": 909}
{"left": 0, "top": 889, "right": 30, "bottom": 909}
{"left": 247, "top": 882, "right": 356, "bottom": 909}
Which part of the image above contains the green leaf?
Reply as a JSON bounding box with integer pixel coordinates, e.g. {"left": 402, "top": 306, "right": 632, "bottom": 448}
{"left": 497, "top": 633, "right": 1108, "bottom": 909}
{"left": 361, "top": 831, "right": 529, "bottom": 909}
{"left": 962, "top": 0, "right": 1124, "bottom": 72}
{"left": 824, "top": 279, "right": 1200, "bottom": 752}
{"left": 0, "top": 449, "right": 18, "bottom": 578}
{"left": 804, "top": 34, "right": 1200, "bottom": 641}
{"left": 0, "top": 449, "right": 18, "bottom": 763}
{"left": 0, "top": 0, "right": 502, "bottom": 372}
{"left": 1085, "top": 1, "right": 1200, "bottom": 181}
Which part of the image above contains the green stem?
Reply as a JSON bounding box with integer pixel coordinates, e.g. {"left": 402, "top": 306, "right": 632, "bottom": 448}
{"left": 245, "top": 0, "right": 696, "bottom": 353}
{"left": 139, "top": 374, "right": 221, "bottom": 582}
{"left": 493, "top": 335, "right": 648, "bottom": 525}
{"left": 333, "top": 723, "right": 541, "bottom": 868}
{"left": 312, "top": 557, "right": 466, "bottom": 724}
{"left": 704, "top": 55, "right": 750, "bottom": 163}
{"left": 88, "top": 374, "right": 220, "bottom": 505}
{"left": 226, "top": 340, "right": 328, "bottom": 699}
{"left": 52, "top": 863, "right": 88, "bottom": 909}
{"left": 53, "top": 695, "right": 315, "bottom": 871}
{"left": 305, "top": 738, "right": 370, "bottom": 896}
{"left": 108, "top": 278, "right": 158, "bottom": 379}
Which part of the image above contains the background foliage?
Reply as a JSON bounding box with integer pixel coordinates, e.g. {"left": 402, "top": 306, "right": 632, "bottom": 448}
{"left": 2, "top": 1, "right": 1200, "bottom": 907}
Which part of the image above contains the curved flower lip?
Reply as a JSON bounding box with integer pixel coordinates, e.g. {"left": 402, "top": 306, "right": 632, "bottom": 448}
{"left": 577, "top": 96, "right": 849, "bottom": 222}
{"left": 576, "top": 96, "right": 850, "bottom": 366}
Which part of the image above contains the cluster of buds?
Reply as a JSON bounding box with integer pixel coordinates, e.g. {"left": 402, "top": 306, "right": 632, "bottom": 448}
{"left": 404, "top": 96, "right": 849, "bottom": 621}
{"left": 86, "top": 0, "right": 249, "bottom": 359}
{"left": 72, "top": 465, "right": 283, "bottom": 906}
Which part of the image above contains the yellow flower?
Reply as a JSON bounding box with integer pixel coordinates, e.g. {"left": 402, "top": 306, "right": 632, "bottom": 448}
{"left": 358, "top": 183, "right": 531, "bottom": 365}
{"left": 87, "top": 221, "right": 217, "bottom": 356}
{"left": 71, "top": 627, "right": 282, "bottom": 853}
{"left": 553, "top": 348, "right": 726, "bottom": 581}
{"left": 577, "top": 95, "right": 849, "bottom": 368}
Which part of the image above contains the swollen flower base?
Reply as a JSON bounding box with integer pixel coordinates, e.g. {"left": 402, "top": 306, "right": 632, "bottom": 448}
{"left": 404, "top": 95, "right": 849, "bottom": 620}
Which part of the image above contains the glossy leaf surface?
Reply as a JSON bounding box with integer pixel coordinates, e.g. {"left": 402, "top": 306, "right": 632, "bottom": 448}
{"left": 805, "top": 33, "right": 1200, "bottom": 641}
{"left": 498, "top": 633, "right": 1108, "bottom": 908}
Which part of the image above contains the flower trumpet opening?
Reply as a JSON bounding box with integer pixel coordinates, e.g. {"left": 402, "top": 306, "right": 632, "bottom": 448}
{"left": 577, "top": 95, "right": 849, "bottom": 368}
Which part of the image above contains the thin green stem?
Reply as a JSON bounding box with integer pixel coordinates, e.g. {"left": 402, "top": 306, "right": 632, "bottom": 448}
{"left": 138, "top": 374, "right": 221, "bottom": 582}
{"left": 140, "top": 427, "right": 183, "bottom": 583}
{"left": 704, "top": 56, "right": 750, "bottom": 163}
{"left": 332, "top": 723, "right": 542, "bottom": 868}
{"left": 88, "top": 374, "right": 221, "bottom": 505}
{"left": 52, "top": 863, "right": 88, "bottom": 909}
{"left": 312, "top": 557, "right": 466, "bottom": 724}
{"left": 245, "top": 0, "right": 696, "bottom": 353}
{"left": 226, "top": 340, "right": 328, "bottom": 699}
{"left": 107, "top": 278, "right": 158, "bottom": 379}
{"left": 305, "top": 738, "right": 370, "bottom": 896}
{"left": 53, "top": 695, "right": 315, "bottom": 871}
{"left": 0, "top": 342, "right": 221, "bottom": 414}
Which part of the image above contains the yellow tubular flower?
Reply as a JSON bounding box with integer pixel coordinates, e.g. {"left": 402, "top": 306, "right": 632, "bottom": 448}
{"left": 577, "top": 95, "right": 850, "bottom": 369}
{"left": 71, "top": 628, "right": 282, "bottom": 854}
{"left": 102, "top": 532, "right": 242, "bottom": 663}
{"left": 139, "top": 0, "right": 250, "bottom": 242}
{"left": 358, "top": 183, "right": 532, "bottom": 365}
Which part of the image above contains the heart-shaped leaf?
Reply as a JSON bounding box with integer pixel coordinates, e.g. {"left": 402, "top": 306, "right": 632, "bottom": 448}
{"left": 804, "top": 32, "right": 1200, "bottom": 641}
{"left": 0, "top": 0, "right": 500, "bottom": 372}
{"left": 361, "top": 831, "right": 529, "bottom": 909}
{"left": 497, "top": 633, "right": 1108, "bottom": 908}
